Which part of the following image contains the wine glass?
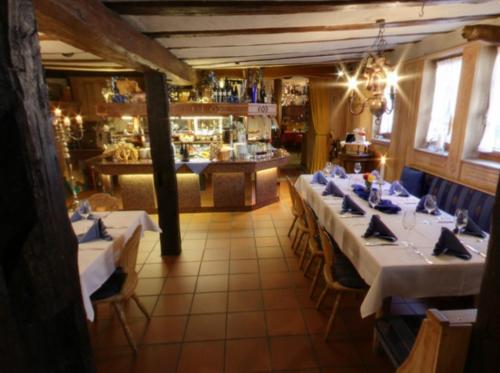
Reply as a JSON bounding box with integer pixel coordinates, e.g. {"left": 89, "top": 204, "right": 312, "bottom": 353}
{"left": 423, "top": 194, "right": 437, "bottom": 215}
{"left": 402, "top": 210, "right": 417, "bottom": 247}
{"left": 79, "top": 200, "right": 92, "bottom": 220}
{"left": 455, "top": 209, "right": 468, "bottom": 235}
{"left": 368, "top": 189, "right": 381, "bottom": 208}
{"left": 354, "top": 162, "right": 362, "bottom": 176}
{"left": 323, "top": 161, "right": 333, "bottom": 176}
{"left": 393, "top": 180, "right": 404, "bottom": 196}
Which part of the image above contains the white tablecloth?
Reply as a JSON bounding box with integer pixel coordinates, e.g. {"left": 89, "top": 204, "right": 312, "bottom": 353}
{"left": 75, "top": 211, "right": 161, "bottom": 321}
{"left": 295, "top": 175, "right": 488, "bottom": 317}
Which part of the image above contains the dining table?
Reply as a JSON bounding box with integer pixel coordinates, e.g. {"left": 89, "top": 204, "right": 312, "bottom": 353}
{"left": 72, "top": 210, "right": 161, "bottom": 321}
{"left": 295, "top": 174, "right": 489, "bottom": 318}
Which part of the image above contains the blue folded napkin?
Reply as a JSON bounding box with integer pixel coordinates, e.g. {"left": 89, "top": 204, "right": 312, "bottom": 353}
{"left": 78, "top": 218, "right": 113, "bottom": 243}
{"left": 311, "top": 171, "right": 328, "bottom": 185}
{"left": 341, "top": 195, "right": 365, "bottom": 215}
{"left": 453, "top": 218, "right": 486, "bottom": 238}
{"left": 70, "top": 210, "right": 97, "bottom": 222}
{"left": 331, "top": 166, "right": 347, "bottom": 179}
{"left": 433, "top": 227, "right": 471, "bottom": 260}
{"left": 374, "top": 199, "right": 401, "bottom": 214}
{"left": 322, "top": 181, "right": 344, "bottom": 197}
{"left": 352, "top": 184, "right": 371, "bottom": 201}
{"left": 363, "top": 215, "right": 397, "bottom": 242}
{"left": 416, "top": 197, "right": 441, "bottom": 215}
{"left": 388, "top": 182, "right": 410, "bottom": 197}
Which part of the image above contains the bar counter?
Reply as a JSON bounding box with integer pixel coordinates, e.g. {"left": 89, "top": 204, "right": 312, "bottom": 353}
{"left": 89, "top": 155, "right": 289, "bottom": 212}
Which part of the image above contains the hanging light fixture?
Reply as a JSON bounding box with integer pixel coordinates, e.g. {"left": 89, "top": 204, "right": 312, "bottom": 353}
{"left": 347, "top": 19, "right": 398, "bottom": 125}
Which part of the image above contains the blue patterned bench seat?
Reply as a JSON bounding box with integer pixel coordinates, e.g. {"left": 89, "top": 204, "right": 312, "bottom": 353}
{"left": 400, "top": 166, "right": 494, "bottom": 233}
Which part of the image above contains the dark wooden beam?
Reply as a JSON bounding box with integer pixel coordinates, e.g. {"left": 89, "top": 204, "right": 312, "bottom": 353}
{"left": 105, "top": 0, "right": 492, "bottom": 16}
{"left": 144, "top": 13, "right": 500, "bottom": 38}
{"left": 466, "top": 176, "right": 500, "bottom": 372}
{"left": 462, "top": 24, "right": 500, "bottom": 42}
{"left": 144, "top": 71, "right": 181, "bottom": 256}
{"left": 0, "top": 0, "right": 94, "bottom": 371}
{"left": 34, "top": 0, "right": 197, "bottom": 85}
{"left": 210, "top": 64, "right": 350, "bottom": 79}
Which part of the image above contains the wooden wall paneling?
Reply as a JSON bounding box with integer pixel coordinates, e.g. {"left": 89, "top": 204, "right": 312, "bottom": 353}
{"left": 447, "top": 42, "right": 482, "bottom": 179}
{"left": 461, "top": 44, "right": 497, "bottom": 160}
{"left": 460, "top": 161, "right": 500, "bottom": 195}
{"left": 69, "top": 77, "right": 107, "bottom": 121}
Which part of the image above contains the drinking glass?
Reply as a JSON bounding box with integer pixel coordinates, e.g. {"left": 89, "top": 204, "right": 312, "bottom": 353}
{"left": 323, "top": 161, "right": 333, "bottom": 176}
{"left": 79, "top": 200, "right": 92, "bottom": 220}
{"left": 393, "top": 180, "right": 404, "bottom": 196}
{"left": 402, "top": 210, "right": 417, "bottom": 247}
{"left": 423, "top": 194, "right": 437, "bottom": 215}
{"left": 455, "top": 209, "right": 468, "bottom": 235}
{"left": 354, "top": 162, "right": 362, "bottom": 175}
{"left": 368, "top": 189, "right": 381, "bottom": 208}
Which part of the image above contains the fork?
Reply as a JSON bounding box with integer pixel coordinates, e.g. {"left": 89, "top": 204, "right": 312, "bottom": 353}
{"left": 413, "top": 249, "right": 433, "bottom": 264}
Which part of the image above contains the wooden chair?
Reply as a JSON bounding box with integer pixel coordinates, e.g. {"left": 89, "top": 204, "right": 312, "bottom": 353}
{"left": 87, "top": 192, "right": 120, "bottom": 212}
{"left": 91, "top": 225, "right": 149, "bottom": 353}
{"left": 300, "top": 201, "right": 325, "bottom": 298}
{"left": 285, "top": 177, "right": 300, "bottom": 237}
{"left": 316, "top": 225, "right": 368, "bottom": 340}
{"left": 375, "top": 309, "right": 476, "bottom": 373}
{"left": 289, "top": 185, "right": 308, "bottom": 255}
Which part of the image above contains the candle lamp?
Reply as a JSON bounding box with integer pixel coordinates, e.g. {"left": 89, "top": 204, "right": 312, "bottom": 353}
{"left": 52, "top": 108, "right": 85, "bottom": 209}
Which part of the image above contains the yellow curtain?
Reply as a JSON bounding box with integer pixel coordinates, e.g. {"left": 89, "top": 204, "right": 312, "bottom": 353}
{"left": 308, "top": 78, "right": 336, "bottom": 172}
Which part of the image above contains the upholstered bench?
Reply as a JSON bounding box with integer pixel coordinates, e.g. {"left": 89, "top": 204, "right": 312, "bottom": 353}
{"left": 400, "top": 166, "right": 494, "bottom": 232}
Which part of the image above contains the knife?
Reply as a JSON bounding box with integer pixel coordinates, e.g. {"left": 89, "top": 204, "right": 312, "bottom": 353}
{"left": 464, "top": 243, "right": 486, "bottom": 258}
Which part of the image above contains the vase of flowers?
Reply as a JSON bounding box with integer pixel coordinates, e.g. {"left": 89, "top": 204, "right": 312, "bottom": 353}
{"left": 363, "top": 172, "right": 377, "bottom": 190}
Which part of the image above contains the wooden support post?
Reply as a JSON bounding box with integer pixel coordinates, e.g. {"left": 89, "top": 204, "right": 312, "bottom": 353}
{"left": 466, "top": 177, "right": 500, "bottom": 372}
{"left": 274, "top": 78, "right": 283, "bottom": 126}
{"left": 0, "top": 0, "right": 94, "bottom": 371}
{"left": 144, "top": 71, "right": 181, "bottom": 256}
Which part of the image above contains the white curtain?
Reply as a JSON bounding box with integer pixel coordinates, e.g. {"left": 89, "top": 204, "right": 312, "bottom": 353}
{"left": 478, "top": 48, "right": 500, "bottom": 153}
{"left": 379, "top": 85, "right": 395, "bottom": 135}
{"left": 425, "top": 56, "right": 463, "bottom": 150}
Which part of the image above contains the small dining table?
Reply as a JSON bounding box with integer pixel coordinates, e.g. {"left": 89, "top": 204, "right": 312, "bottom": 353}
{"left": 73, "top": 210, "right": 161, "bottom": 321}
{"left": 295, "top": 174, "right": 488, "bottom": 318}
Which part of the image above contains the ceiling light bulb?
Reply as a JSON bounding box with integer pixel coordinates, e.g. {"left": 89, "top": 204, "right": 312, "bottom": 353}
{"left": 338, "top": 70, "right": 344, "bottom": 77}
{"left": 347, "top": 77, "right": 358, "bottom": 91}
{"left": 387, "top": 71, "right": 398, "bottom": 87}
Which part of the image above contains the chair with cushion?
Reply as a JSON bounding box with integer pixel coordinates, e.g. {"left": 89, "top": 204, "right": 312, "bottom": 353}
{"left": 300, "top": 201, "right": 324, "bottom": 298}
{"left": 427, "top": 177, "right": 494, "bottom": 232}
{"left": 87, "top": 192, "right": 120, "bottom": 212}
{"left": 91, "top": 225, "right": 149, "bottom": 353}
{"left": 400, "top": 167, "right": 426, "bottom": 198}
{"left": 289, "top": 185, "right": 309, "bottom": 255}
{"left": 316, "top": 226, "right": 368, "bottom": 340}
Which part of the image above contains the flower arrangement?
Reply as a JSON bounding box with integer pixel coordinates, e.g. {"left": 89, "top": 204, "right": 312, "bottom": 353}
{"left": 363, "top": 172, "right": 377, "bottom": 189}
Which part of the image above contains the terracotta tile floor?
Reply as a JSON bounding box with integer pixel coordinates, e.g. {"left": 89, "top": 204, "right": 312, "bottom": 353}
{"left": 90, "top": 183, "right": 397, "bottom": 373}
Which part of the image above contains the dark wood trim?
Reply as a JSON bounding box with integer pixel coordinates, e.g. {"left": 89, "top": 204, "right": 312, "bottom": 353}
{"left": 144, "top": 71, "right": 182, "bottom": 256}
{"left": 144, "top": 14, "right": 500, "bottom": 38}
{"left": 478, "top": 151, "right": 500, "bottom": 163}
{"left": 194, "top": 57, "right": 360, "bottom": 69}
{"left": 1, "top": 0, "right": 94, "bottom": 370}
{"left": 34, "top": 0, "right": 197, "bottom": 84}
{"left": 105, "top": 0, "right": 493, "bottom": 16}
{"left": 466, "top": 175, "right": 500, "bottom": 371}
{"left": 210, "top": 64, "right": 354, "bottom": 79}
{"left": 168, "top": 31, "right": 444, "bottom": 49}
{"left": 41, "top": 59, "right": 106, "bottom": 63}
{"left": 462, "top": 24, "right": 500, "bottom": 43}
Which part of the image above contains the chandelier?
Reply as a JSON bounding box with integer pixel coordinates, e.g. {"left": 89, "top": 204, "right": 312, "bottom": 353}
{"left": 346, "top": 19, "right": 398, "bottom": 125}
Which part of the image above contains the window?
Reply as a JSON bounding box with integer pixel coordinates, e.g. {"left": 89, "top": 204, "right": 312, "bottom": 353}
{"left": 373, "top": 85, "right": 395, "bottom": 140}
{"left": 478, "top": 48, "right": 500, "bottom": 154}
{"left": 425, "top": 56, "right": 462, "bottom": 152}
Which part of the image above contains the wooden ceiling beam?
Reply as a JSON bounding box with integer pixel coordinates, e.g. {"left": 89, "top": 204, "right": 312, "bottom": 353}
{"left": 34, "top": 0, "right": 197, "bottom": 85}
{"left": 209, "top": 64, "right": 353, "bottom": 79}
{"left": 168, "top": 31, "right": 444, "bottom": 50}
{"left": 144, "top": 13, "right": 500, "bottom": 38}
{"left": 105, "top": 0, "right": 492, "bottom": 16}
{"left": 462, "top": 24, "right": 500, "bottom": 42}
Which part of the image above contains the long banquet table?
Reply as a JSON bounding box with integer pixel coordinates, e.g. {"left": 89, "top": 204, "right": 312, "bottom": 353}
{"left": 73, "top": 210, "right": 160, "bottom": 321}
{"left": 295, "top": 174, "right": 488, "bottom": 318}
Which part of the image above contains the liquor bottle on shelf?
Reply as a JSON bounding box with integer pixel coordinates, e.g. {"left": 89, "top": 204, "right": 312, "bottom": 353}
{"left": 259, "top": 83, "right": 267, "bottom": 104}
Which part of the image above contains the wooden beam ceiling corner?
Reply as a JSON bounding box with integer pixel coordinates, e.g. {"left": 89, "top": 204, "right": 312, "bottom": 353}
{"left": 462, "top": 24, "right": 500, "bottom": 43}
{"left": 34, "top": 0, "right": 197, "bottom": 85}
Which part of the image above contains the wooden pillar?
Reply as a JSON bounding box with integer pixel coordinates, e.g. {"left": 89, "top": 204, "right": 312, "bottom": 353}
{"left": 274, "top": 78, "right": 283, "bottom": 125}
{"left": 144, "top": 71, "right": 181, "bottom": 255}
{"left": 466, "top": 177, "right": 500, "bottom": 372}
{"left": 0, "top": 0, "right": 94, "bottom": 371}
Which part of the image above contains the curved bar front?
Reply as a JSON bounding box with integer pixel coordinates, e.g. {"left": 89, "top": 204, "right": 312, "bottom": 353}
{"left": 89, "top": 156, "right": 289, "bottom": 213}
